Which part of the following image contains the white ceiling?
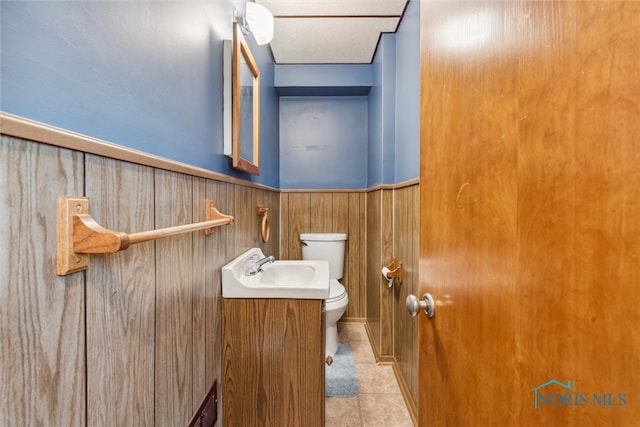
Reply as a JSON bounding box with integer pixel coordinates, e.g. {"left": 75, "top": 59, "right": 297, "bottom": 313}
{"left": 255, "top": 0, "right": 410, "bottom": 64}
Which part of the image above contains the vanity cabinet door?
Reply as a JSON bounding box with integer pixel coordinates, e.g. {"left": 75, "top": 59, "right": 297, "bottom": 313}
{"left": 222, "top": 298, "right": 324, "bottom": 426}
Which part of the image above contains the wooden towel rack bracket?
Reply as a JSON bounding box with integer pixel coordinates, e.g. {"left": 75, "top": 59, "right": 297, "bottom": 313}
{"left": 56, "top": 196, "right": 234, "bottom": 276}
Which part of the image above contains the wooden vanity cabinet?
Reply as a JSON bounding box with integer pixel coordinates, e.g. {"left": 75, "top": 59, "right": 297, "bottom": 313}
{"left": 222, "top": 298, "right": 325, "bottom": 426}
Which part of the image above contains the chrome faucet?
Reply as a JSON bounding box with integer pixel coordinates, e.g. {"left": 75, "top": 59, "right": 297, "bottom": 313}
{"left": 246, "top": 255, "right": 275, "bottom": 275}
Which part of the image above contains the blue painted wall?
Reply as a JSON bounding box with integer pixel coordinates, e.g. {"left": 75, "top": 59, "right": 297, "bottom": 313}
{"left": 279, "top": 96, "right": 368, "bottom": 189}
{"left": 2, "top": 0, "right": 419, "bottom": 190}
{"left": 0, "top": 0, "right": 279, "bottom": 187}
{"left": 368, "top": 35, "right": 397, "bottom": 187}
{"left": 277, "top": 0, "right": 419, "bottom": 190}
{"left": 369, "top": 0, "right": 420, "bottom": 185}
{"left": 394, "top": 0, "right": 420, "bottom": 183}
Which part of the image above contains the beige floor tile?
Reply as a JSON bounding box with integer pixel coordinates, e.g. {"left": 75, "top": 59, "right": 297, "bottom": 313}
{"left": 338, "top": 322, "right": 350, "bottom": 343}
{"left": 349, "top": 340, "right": 376, "bottom": 364}
{"left": 324, "top": 396, "right": 362, "bottom": 427}
{"left": 359, "top": 394, "right": 413, "bottom": 427}
{"left": 355, "top": 363, "right": 401, "bottom": 394}
{"left": 341, "top": 323, "right": 369, "bottom": 342}
{"left": 328, "top": 322, "right": 415, "bottom": 427}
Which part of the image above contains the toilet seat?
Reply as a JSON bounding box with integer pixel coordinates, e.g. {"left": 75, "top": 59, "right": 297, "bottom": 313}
{"left": 327, "top": 279, "right": 346, "bottom": 303}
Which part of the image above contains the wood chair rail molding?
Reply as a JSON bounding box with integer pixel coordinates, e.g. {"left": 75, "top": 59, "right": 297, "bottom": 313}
{"left": 56, "top": 196, "right": 234, "bottom": 275}
{"left": 0, "top": 112, "right": 278, "bottom": 192}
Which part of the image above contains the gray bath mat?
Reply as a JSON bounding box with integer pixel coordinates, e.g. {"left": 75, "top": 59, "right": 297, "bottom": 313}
{"left": 325, "top": 344, "right": 360, "bottom": 397}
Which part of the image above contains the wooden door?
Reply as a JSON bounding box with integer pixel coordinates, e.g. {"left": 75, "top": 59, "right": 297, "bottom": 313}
{"left": 418, "top": 1, "right": 640, "bottom": 426}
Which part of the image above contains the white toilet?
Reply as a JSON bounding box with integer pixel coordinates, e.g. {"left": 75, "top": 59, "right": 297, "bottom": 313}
{"left": 300, "top": 232, "right": 349, "bottom": 358}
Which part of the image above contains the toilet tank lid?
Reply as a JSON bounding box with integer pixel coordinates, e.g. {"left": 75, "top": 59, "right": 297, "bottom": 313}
{"left": 300, "top": 233, "right": 347, "bottom": 241}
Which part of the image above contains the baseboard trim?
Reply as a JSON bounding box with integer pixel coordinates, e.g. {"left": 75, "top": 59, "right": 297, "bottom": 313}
{"left": 391, "top": 359, "right": 418, "bottom": 426}
{"left": 337, "top": 317, "right": 366, "bottom": 324}
{"left": 364, "top": 319, "right": 418, "bottom": 426}
{"left": 363, "top": 320, "right": 417, "bottom": 425}
{"left": 362, "top": 320, "right": 394, "bottom": 364}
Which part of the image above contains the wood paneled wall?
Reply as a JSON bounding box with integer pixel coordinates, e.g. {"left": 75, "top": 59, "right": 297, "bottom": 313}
{"left": 2, "top": 132, "right": 416, "bottom": 424}
{"left": 1, "top": 136, "right": 86, "bottom": 425}
{"left": 279, "top": 187, "right": 420, "bottom": 416}
{"left": 365, "top": 185, "right": 420, "bottom": 417}
{"left": 365, "top": 191, "right": 381, "bottom": 347}
{"left": 392, "top": 184, "right": 419, "bottom": 415}
{"left": 280, "top": 192, "right": 366, "bottom": 318}
{"left": 1, "top": 135, "right": 279, "bottom": 425}
{"left": 365, "top": 189, "right": 394, "bottom": 357}
{"left": 85, "top": 156, "right": 156, "bottom": 424}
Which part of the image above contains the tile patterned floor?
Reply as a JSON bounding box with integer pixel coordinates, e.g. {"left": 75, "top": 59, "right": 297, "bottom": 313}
{"left": 325, "top": 323, "right": 414, "bottom": 427}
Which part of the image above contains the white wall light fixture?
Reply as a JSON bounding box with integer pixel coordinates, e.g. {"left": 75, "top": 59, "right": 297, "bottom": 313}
{"left": 238, "top": 2, "right": 274, "bottom": 45}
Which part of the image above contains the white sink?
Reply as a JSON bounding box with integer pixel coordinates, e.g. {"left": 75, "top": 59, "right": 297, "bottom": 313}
{"left": 259, "top": 263, "right": 316, "bottom": 286}
{"left": 222, "top": 248, "right": 330, "bottom": 299}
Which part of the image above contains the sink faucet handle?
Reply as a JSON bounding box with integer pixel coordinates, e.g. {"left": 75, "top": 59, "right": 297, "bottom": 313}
{"left": 244, "top": 254, "right": 260, "bottom": 275}
{"left": 246, "top": 255, "right": 275, "bottom": 275}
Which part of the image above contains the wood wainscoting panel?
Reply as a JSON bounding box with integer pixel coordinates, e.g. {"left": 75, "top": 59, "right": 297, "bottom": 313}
{"left": 345, "top": 193, "right": 365, "bottom": 318}
{"left": 231, "top": 184, "right": 279, "bottom": 257}
{"left": 0, "top": 136, "right": 85, "bottom": 426}
{"left": 258, "top": 187, "right": 280, "bottom": 259}
{"left": 393, "top": 184, "right": 419, "bottom": 412}
{"left": 202, "top": 180, "right": 233, "bottom": 414}
{"left": 380, "top": 189, "right": 394, "bottom": 356}
{"left": 2, "top": 130, "right": 281, "bottom": 425}
{"left": 216, "top": 182, "right": 236, "bottom": 263}
{"left": 154, "top": 170, "right": 194, "bottom": 425}
{"left": 192, "top": 177, "right": 208, "bottom": 409}
{"left": 233, "top": 184, "right": 258, "bottom": 252}
{"left": 280, "top": 191, "right": 367, "bottom": 318}
{"left": 192, "top": 178, "right": 218, "bottom": 411}
{"left": 280, "top": 191, "right": 291, "bottom": 259}
{"left": 366, "top": 190, "right": 382, "bottom": 351}
{"left": 85, "top": 155, "right": 155, "bottom": 425}
{"left": 310, "top": 193, "right": 333, "bottom": 233}
{"left": 332, "top": 193, "right": 349, "bottom": 234}
{"left": 193, "top": 179, "right": 276, "bottom": 416}
{"left": 283, "top": 192, "right": 311, "bottom": 261}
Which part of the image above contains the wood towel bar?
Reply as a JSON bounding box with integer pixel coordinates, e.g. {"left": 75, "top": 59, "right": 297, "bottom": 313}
{"left": 57, "top": 196, "right": 234, "bottom": 275}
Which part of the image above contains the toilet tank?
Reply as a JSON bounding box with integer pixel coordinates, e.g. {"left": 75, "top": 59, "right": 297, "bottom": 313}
{"left": 300, "top": 233, "right": 347, "bottom": 280}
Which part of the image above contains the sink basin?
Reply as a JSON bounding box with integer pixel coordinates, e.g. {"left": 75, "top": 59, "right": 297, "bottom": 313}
{"left": 259, "top": 263, "right": 315, "bottom": 286}
{"left": 222, "top": 248, "right": 329, "bottom": 299}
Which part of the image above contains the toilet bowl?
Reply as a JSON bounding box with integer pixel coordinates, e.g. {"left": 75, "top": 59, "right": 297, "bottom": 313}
{"left": 300, "top": 232, "right": 348, "bottom": 358}
{"left": 325, "top": 280, "right": 349, "bottom": 356}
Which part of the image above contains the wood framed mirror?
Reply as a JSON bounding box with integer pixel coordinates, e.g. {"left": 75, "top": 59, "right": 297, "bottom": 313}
{"left": 232, "top": 22, "right": 260, "bottom": 175}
